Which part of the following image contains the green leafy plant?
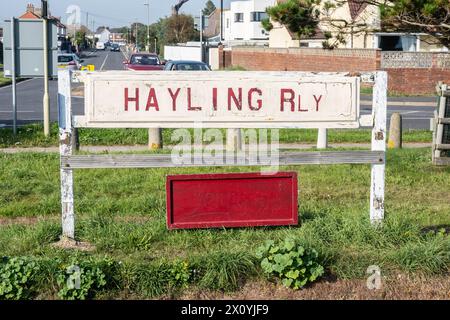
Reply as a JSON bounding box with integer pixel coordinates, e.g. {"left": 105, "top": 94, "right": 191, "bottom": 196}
{"left": 56, "top": 257, "right": 116, "bottom": 300}
{"left": 167, "top": 261, "right": 192, "bottom": 289}
{"left": 256, "top": 238, "right": 324, "bottom": 290}
{"left": 0, "top": 256, "right": 38, "bottom": 300}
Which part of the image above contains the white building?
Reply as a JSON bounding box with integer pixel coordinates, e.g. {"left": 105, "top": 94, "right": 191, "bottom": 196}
{"left": 96, "top": 28, "right": 111, "bottom": 43}
{"left": 223, "top": 0, "right": 275, "bottom": 41}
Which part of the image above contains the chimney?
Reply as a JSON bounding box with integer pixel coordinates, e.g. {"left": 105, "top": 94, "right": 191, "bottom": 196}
{"left": 26, "top": 3, "right": 35, "bottom": 13}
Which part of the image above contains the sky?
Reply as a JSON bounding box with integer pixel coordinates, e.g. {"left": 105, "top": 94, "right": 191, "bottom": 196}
{"left": 0, "top": 0, "right": 235, "bottom": 29}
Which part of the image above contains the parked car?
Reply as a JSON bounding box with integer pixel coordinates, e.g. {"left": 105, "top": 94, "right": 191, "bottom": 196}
{"left": 110, "top": 43, "right": 120, "bottom": 52}
{"left": 96, "top": 41, "right": 106, "bottom": 50}
{"left": 164, "top": 60, "right": 211, "bottom": 71}
{"left": 57, "top": 53, "right": 84, "bottom": 71}
{"left": 123, "top": 53, "right": 164, "bottom": 71}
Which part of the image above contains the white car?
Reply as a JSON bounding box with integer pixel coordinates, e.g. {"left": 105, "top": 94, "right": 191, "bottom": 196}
{"left": 57, "top": 54, "right": 83, "bottom": 71}
{"left": 96, "top": 42, "right": 106, "bottom": 50}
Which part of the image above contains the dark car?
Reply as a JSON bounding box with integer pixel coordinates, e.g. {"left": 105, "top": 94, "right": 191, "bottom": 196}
{"left": 164, "top": 60, "right": 211, "bottom": 71}
{"left": 123, "top": 53, "right": 164, "bottom": 71}
{"left": 110, "top": 43, "right": 120, "bottom": 52}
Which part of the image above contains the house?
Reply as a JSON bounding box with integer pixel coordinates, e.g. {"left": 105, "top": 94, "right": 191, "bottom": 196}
{"left": 20, "top": 3, "right": 67, "bottom": 38}
{"left": 95, "top": 27, "right": 111, "bottom": 43}
{"left": 203, "top": 8, "right": 224, "bottom": 41}
{"left": 269, "top": 0, "right": 448, "bottom": 51}
{"left": 222, "top": 0, "right": 275, "bottom": 41}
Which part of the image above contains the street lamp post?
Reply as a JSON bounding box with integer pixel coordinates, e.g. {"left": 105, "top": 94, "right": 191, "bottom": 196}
{"left": 144, "top": 1, "right": 150, "bottom": 52}
{"left": 220, "top": 0, "right": 223, "bottom": 42}
{"left": 142, "top": 2, "right": 161, "bottom": 149}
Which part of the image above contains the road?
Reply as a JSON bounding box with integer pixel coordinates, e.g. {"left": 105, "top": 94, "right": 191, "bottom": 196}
{"left": 0, "top": 49, "right": 437, "bottom": 130}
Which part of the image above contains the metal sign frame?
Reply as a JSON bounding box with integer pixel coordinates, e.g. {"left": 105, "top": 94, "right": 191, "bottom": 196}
{"left": 2, "top": 18, "right": 58, "bottom": 78}
{"left": 58, "top": 70, "right": 387, "bottom": 240}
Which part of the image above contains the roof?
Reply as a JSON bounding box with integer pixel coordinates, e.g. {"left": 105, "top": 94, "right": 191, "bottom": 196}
{"left": 19, "top": 10, "right": 66, "bottom": 28}
{"left": 287, "top": 26, "right": 326, "bottom": 41}
{"left": 20, "top": 11, "right": 41, "bottom": 19}
{"left": 348, "top": 0, "right": 368, "bottom": 20}
{"left": 277, "top": 0, "right": 368, "bottom": 21}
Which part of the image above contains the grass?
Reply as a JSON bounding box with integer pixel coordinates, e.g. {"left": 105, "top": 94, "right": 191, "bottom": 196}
{"left": 0, "top": 148, "right": 449, "bottom": 299}
{"left": 0, "top": 123, "right": 433, "bottom": 148}
{"left": 0, "top": 71, "right": 12, "bottom": 87}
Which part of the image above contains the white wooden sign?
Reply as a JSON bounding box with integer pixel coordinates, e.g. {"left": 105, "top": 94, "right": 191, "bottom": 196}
{"left": 77, "top": 72, "right": 360, "bottom": 129}
{"left": 59, "top": 70, "right": 387, "bottom": 241}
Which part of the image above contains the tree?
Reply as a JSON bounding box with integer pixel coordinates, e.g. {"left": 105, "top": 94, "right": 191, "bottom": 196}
{"left": 262, "top": 0, "right": 322, "bottom": 41}
{"left": 164, "top": 14, "right": 199, "bottom": 44}
{"left": 73, "top": 31, "right": 87, "bottom": 53}
{"left": 378, "top": 0, "right": 450, "bottom": 48}
{"left": 202, "top": 0, "right": 217, "bottom": 16}
{"left": 263, "top": 0, "right": 450, "bottom": 49}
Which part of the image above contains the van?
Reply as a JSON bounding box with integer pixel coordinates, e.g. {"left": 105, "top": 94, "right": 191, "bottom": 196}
{"left": 96, "top": 42, "right": 105, "bottom": 50}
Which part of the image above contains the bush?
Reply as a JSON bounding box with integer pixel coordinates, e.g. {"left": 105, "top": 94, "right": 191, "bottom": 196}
{"left": 256, "top": 238, "right": 324, "bottom": 290}
{"left": 0, "top": 256, "right": 38, "bottom": 300}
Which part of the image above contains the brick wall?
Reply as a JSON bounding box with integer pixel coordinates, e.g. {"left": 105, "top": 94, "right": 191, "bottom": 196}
{"left": 224, "top": 47, "right": 450, "bottom": 94}
{"left": 230, "top": 47, "right": 381, "bottom": 72}
{"left": 386, "top": 68, "right": 450, "bottom": 95}
{"left": 382, "top": 53, "right": 450, "bottom": 95}
{"left": 218, "top": 46, "right": 232, "bottom": 70}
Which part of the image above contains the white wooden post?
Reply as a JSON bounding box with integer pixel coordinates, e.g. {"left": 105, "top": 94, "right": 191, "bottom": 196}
{"left": 58, "top": 70, "right": 75, "bottom": 239}
{"left": 317, "top": 128, "right": 328, "bottom": 149}
{"left": 370, "top": 71, "right": 387, "bottom": 223}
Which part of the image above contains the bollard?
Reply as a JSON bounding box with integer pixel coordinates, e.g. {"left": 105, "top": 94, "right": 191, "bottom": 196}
{"left": 149, "top": 128, "right": 163, "bottom": 150}
{"left": 71, "top": 128, "right": 80, "bottom": 151}
{"left": 388, "top": 113, "right": 402, "bottom": 149}
{"left": 226, "top": 129, "right": 242, "bottom": 152}
{"left": 317, "top": 128, "right": 328, "bottom": 149}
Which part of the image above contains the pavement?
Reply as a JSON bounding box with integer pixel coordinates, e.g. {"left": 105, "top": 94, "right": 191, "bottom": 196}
{"left": 0, "top": 49, "right": 438, "bottom": 130}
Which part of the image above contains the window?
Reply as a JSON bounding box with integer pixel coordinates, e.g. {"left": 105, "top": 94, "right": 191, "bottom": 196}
{"left": 131, "top": 55, "right": 160, "bottom": 65}
{"left": 174, "top": 63, "right": 210, "bottom": 71}
{"left": 58, "top": 56, "right": 74, "bottom": 63}
{"left": 226, "top": 18, "right": 230, "bottom": 28}
{"left": 234, "top": 13, "right": 244, "bottom": 23}
{"left": 250, "top": 12, "right": 267, "bottom": 22}
{"left": 379, "top": 36, "right": 402, "bottom": 51}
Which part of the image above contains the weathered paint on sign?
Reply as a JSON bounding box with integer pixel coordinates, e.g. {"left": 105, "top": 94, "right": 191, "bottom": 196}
{"left": 166, "top": 172, "right": 298, "bottom": 229}
{"left": 78, "top": 72, "right": 360, "bottom": 129}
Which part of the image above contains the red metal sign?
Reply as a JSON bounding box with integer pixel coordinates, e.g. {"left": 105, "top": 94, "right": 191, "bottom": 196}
{"left": 166, "top": 172, "right": 298, "bottom": 229}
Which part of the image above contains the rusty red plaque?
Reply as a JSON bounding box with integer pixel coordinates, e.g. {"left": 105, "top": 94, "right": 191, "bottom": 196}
{"left": 166, "top": 172, "right": 298, "bottom": 230}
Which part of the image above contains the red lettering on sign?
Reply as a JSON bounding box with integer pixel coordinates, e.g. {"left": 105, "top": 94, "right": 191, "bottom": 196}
{"left": 187, "top": 88, "right": 202, "bottom": 111}
{"left": 146, "top": 88, "right": 159, "bottom": 111}
{"left": 228, "top": 88, "right": 242, "bottom": 111}
{"left": 212, "top": 88, "right": 218, "bottom": 111}
{"left": 280, "top": 89, "right": 295, "bottom": 112}
{"left": 298, "top": 95, "right": 308, "bottom": 112}
{"left": 314, "top": 95, "right": 323, "bottom": 112}
{"left": 248, "top": 88, "right": 263, "bottom": 111}
{"left": 124, "top": 88, "right": 139, "bottom": 111}
{"left": 168, "top": 88, "right": 181, "bottom": 111}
